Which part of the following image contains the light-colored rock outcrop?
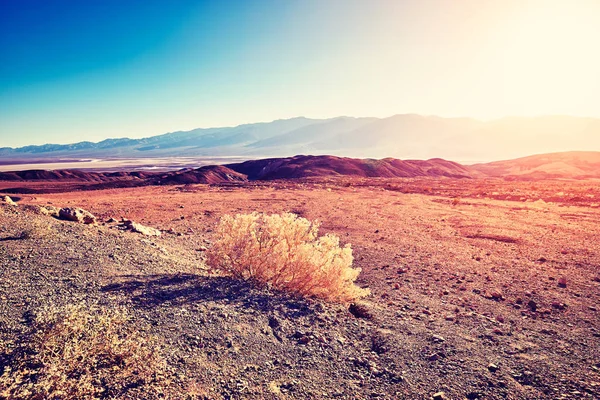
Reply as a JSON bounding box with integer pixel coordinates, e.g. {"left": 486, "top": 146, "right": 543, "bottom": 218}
{"left": 2, "top": 196, "right": 17, "bottom": 206}
{"left": 38, "top": 205, "right": 60, "bottom": 217}
{"left": 120, "top": 220, "right": 161, "bottom": 236}
{"left": 58, "top": 207, "right": 97, "bottom": 224}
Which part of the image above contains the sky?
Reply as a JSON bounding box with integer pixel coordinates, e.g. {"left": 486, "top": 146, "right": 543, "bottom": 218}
{"left": 1, "top": 0, "right": 599, "bottom": 147}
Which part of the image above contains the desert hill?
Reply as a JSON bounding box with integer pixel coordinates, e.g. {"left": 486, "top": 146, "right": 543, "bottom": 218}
{"left": 0, "top": 156, "right": 476, "bottom": 194}
{"left": 1, "top": 152, "right": 600, "bottom": 196}
{"left": 471, "top": 151, "right": 600, "bottom": 179}
{"left": 2, "top": 115, "right": 600, "bottom": 162}
{"left": 225, "top": 155, "right": 475, "bottom": 180}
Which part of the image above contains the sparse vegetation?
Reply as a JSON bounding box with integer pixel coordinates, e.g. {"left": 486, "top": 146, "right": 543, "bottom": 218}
{"left": 0, "top": 303, "right": 170, "bottom": 400}
{"left": 13, "top": 221, "right": 52, "bottom": 240}
{"left": 207, "top": 212, "right": 369, "bottom": 303}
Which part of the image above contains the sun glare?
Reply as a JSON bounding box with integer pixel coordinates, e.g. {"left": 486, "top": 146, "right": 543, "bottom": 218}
{"left": 492, "top": 1, "right": 600, "bottom": 115}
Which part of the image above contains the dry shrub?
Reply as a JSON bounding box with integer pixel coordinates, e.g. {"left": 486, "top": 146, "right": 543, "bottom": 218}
{"left": 207, "top": 212, "right": 369, "bottom": 303}
{"left": 12, "top": 220, "right": 52, "bottom": 240}
{"left": 0, "top": 303, "right": 171, "bottom": 400}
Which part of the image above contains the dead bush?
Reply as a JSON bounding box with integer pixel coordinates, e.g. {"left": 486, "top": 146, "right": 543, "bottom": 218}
{"left": 207, "top": 212, "right": 369, "bottom": 303}
{"left": 0, "top": 303, "right": 172, "bottom": 399}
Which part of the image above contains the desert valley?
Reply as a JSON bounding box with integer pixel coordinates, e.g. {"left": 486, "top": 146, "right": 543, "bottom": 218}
{"left": 1, "top": 151, "right": 599, "bottom": 399}
{"left": 3, "top": 1, "right": 600, "bottom": 398}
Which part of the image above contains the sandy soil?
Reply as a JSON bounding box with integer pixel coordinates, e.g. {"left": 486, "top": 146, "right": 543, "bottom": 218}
{"left": 1, "top": 178, "right": 599, "bottom": 399}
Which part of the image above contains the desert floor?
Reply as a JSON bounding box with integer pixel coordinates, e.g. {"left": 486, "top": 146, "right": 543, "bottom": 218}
{"left": 1, "top": 177, "right": 599, "bottom": 399}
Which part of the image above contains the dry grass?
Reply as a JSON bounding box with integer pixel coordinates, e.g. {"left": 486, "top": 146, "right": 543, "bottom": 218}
{"left": 207, "top": 212, "right": 369, "bottom": 303}
{"left": 0, "top": 303, "right": 173, "bottom": 400}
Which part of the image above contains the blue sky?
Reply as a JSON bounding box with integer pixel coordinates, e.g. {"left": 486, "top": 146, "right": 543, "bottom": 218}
{"left": 1, "top": 0, "right": 599, "bottom": 147}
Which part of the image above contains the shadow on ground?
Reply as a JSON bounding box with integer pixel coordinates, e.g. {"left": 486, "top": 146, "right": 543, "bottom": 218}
{"left": 101, "top": 274, "right": 320, "bottom": 318}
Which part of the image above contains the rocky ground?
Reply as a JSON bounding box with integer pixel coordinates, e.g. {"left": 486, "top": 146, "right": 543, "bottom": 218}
{"left": 1, "top": 177, "right": 599, "bottom": 399}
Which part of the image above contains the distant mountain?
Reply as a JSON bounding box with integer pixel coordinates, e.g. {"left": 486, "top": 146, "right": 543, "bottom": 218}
{"left": 1, "top": 115, "right": 599, "bottom": 162}
{"left": 471, "top": 151, "right": 600, "bottom": 179}
{"left": 0, "top": 165, "right": 248, "bottom": 193}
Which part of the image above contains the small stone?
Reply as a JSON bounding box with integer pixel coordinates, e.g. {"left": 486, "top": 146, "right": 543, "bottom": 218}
{"left": 558, "top": 277, "right": 567, "bottom": 288}
{"left": 298, "top": 336, "right": 310, "bottom": 345}
{"left": 349, "top": 303, "right": 373, "bottom": 319}
{"left": 432, "top": 392, "right": 445, "bottom": 400}
{"left": 432, "top": 334, "right": 445, "bottom": 343}
{"left": 527, "top": 300, "right": 537, "bottom": 312}
{"left": 488, "top": 363, "right": 499, "bottom": 372}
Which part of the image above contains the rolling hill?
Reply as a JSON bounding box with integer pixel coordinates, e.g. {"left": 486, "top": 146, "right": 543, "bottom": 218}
{"left": 470, "top": 151, "right": 600, "bottom": 179}
{"left": 225, "top": 155, "right": 475, "bottom": 180}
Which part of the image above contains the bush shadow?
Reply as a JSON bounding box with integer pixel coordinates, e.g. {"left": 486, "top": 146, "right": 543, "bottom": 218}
{"left": 101, "top": 274, "right": 318, "bottom": 318}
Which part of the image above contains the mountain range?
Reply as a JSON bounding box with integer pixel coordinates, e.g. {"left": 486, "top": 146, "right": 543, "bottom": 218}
{"left": 2, "top": 114, "right": 600, "bottom": 162}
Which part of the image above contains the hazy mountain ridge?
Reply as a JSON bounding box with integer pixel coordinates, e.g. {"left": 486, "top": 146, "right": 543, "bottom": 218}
{"left": 1, "top": 115, "right": 600, "bottom": 162}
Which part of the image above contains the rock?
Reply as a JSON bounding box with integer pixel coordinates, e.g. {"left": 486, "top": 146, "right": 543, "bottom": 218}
{"left": 466, "top": 392, "right": 483, "bottom": 399}
{"left": 38, "top": 205, "right": 60, "bottom": 217}
{"left": 431, "top": 334, "right": 445, "bottom": 343}
{"left": 527, "top": 300, "right": 538, "bottom": 312}
{"left": 558, "top": 277, "right": 567, "bottom": 288}
{"left": 371, "top": 329, "right": 392, "bottom": 354}
{"left": 106, "top": 217, "right": 117, "bottom": 223}
{"left": 121, "top": 220, "right": 161, "bottom": 236}
{"left": 432, "top": 392, "right": 446, "bottom": 400}
{"left": 2, "top": 196, "right": 17, "bottom": 206}
{"left": 488, "top": 363, "right": 499, "bottom": 372}
{"left": 268, "top": 316, "right": 280, "bottom": 329}
{"left": 349, "top": 303, "right": 373, "bottom": 319}
{"left": 58, "top": 207, "right": 96, "bottom": 224}
{"left": 489, "top": 289, "right": 503, "bottom": 300}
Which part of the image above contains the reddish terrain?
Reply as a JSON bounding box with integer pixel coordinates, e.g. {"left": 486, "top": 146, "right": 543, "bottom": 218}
{"left": 1, "top": 173, "right": 599, "bottom": 399}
